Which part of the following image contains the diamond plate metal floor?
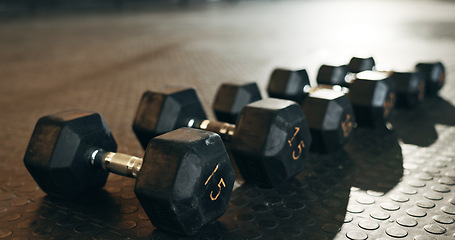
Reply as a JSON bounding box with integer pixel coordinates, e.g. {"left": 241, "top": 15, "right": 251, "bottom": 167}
{"left": 1, "top": 0, "right": 455, "bottom": 239}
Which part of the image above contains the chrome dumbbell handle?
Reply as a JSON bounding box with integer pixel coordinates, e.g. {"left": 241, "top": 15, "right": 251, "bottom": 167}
{"left": 187, "top": 119, "right": 235, "bottom": 142}
{"left": 91, "top": 149, "right": 142, "bottom": 178}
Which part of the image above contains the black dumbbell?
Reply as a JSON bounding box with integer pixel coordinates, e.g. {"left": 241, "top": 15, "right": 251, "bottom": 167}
{"left": 317, "top": 59, "right": 396, "bottom": 128}
{"left": 320, "top": 57, "right": 446, "bottom": 108}
{"left": 380, "top": 61, "right": 446, "bottom": 102}
{"left": 348, "top": 56, "right": 376, "bottom": 73}
{"left": 212, "top": 76, "right": 356, "bottom": 153}
{"left": 265, "top": 68, "right": 356, "bottom": 153}
{"left": 388, "top": 71, "right": 425, "bottom": 108}
{"left": 416, "top": 61, "right": 446, "bottom": 96}
{"left": 368, "top": 60, "right": 426, "bottom": 108}
{"left": 213, "top": 82, "right": 262, "bottom": 124}
{"left": 387, "top": 61, "right": 445, "bottom": 104}
{"left": 133, "top": 87, "right": 312, "bottom": 187}
{"left": 342, "top": 67, "right": 425, "bottom": 109}
{"left": 23, "top": 110, "right": 235, "bottom": 236}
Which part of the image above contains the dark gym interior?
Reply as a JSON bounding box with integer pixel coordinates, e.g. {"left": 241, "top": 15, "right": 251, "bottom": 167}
{"left": 1, "top": 0, "right": 455, "bottom": 239}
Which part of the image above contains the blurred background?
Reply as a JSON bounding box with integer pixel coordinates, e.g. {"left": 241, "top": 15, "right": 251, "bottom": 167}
{"left": 1, "top": 0, "right": 454, "bottom": 152}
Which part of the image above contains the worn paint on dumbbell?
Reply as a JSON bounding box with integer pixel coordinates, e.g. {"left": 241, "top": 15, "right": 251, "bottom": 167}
{"left": 288, "top": 127, "right": 305, "bottom": 160}
{"left": 342, "top": 114, "right": 354, "bottom": 138}
{"left": 204, "top": 164, "right": 227, "bottom": 201}
{"left": 383, "top": 92, "right": 395, "bottom": 118}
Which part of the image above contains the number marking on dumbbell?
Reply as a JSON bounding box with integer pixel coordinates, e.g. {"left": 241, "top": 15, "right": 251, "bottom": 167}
{"left": 383, "top": 92, "right": 395, "bottom": 118}
{"left": 205, "top": 164, "right": 226, "bottom": 201}
{"left": 439, "top": 72, "right": 445, "bottom": 86}
{"left": 342, "top": 114, "right": 354, "bottom": 138}
{"left": 288, "top": 127, "right": 305, "bottom": 160}
{"left": 418, "top": 81, "right": 425, "bottom": 102}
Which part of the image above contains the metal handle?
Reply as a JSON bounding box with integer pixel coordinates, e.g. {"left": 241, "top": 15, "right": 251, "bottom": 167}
{"left": 188, "top": 119, "right": 235, "bottom": 142}
{"left": 90, "top": 149, "right": 142, "bottom": 178}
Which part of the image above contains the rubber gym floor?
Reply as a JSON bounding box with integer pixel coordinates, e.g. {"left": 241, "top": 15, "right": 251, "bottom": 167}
{"left": 1, "top": 0, "right": 455, "bottom": 239}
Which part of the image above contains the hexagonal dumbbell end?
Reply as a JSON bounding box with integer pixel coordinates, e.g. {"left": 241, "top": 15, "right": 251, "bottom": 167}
{"left": 390, "top": 71, "right": 425, "bottom": 108}
{"left": 213, "top": 82, "right": 262, "bottom": 124}
{"left": 231, "top": 98, "right": 312, "bottom": 187}
{"left": 348, "top": 56, "right": 376, "bottom": 73}
{"left": 267, "top": 68, "right": 311, "bottom": 104}
{"left": 302, "top": 89, "right": 356, "bottom": 153}
{"left": 133, "top": 87, "right": 207, "bottom": 149}
{"left": 416, "top": 61, "right": 445, "bottom": 96}
{"left": 23, "top": 110, "right": 118, "bottom": 200}
{"left": 317, "top": 64, "right": 350, "bottom": 87}
{"left": 135, "top": 128, "right": 235, "bottom": 236}
{"left": 348, "top": 71, "right": 396, "bottom": 128}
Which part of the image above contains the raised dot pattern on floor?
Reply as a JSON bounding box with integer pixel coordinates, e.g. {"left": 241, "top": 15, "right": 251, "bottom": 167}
{"left": 3, "top": 127, "right": 455, "bottom": 239}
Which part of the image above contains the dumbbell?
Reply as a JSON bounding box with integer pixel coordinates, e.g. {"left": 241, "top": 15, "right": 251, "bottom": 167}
{"left": 349, "top": 57, "right": 426, "bottom": 108}
{"left": 348, "top": 56, "right": 376, "bottom": 73}
{"left": 317, "top": 59, "right": 396, "bottom": 128}
{"left": 322, "top": 62, "right": 425, "bottom": 108}
{"left": 320, "top": 57, "right": 446, "bottom": 107}
{"left": 416, "top": 61, "right": 446, "bottom": 96}
{"left": 23, "top": 110, "right": 235, "bottom": 236}
{"left": 374, "top": 61, "right": 445, "bottom": 100}
{"left": 388, "top": 61, "right": 445, "bottom": 103}
{"left": 133, "top": 87, "right": 312, "bottom": 187}
{"left": 265, "top": 68, "right": 356, "bottom": 153}
{"left": 213, "top": 82, "right": 262, "bottom": 124}
{"left": 212, "top": 78, "right": 355, "bottom": 153}
{"left": 213, "top": 79, "right": 356, "bottom": 152}
{"left": 388, "top": 71, "right": 425, "bottom": 108}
